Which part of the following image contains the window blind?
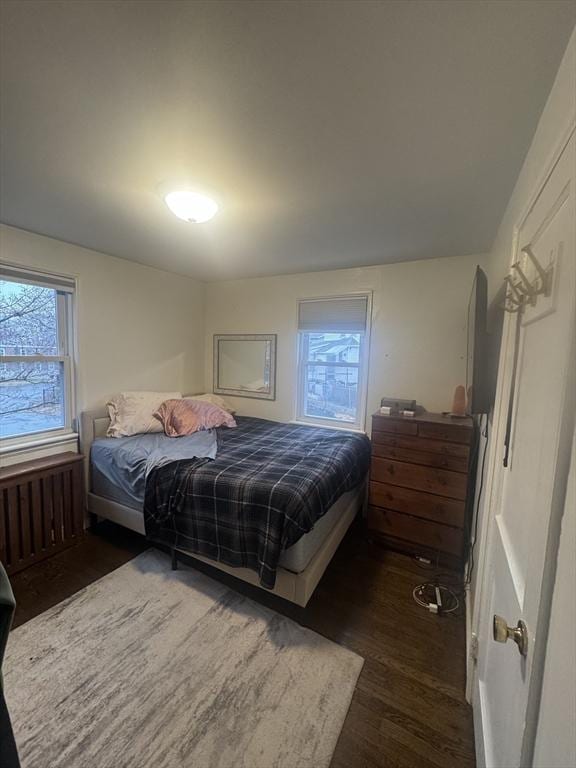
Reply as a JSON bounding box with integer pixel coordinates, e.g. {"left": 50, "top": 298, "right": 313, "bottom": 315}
{"left": 298, "top": 295, "right": 369, "bottom": 332}
{"left": 1, "top": 264, "right": 75, "bottom": 293}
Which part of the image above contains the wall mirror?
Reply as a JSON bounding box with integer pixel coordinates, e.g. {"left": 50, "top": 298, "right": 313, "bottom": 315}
{"left": 213, "top": 334, "right": 276, "bottom": 400}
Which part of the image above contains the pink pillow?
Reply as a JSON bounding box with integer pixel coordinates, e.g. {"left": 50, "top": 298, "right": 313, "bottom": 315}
{"left": 154, "top": 399, "right": 237, "bottom": 437}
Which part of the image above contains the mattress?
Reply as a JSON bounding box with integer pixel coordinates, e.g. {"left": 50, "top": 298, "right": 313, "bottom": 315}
{"left": 279, "top": 490, "right": 356, "bottom": 573}
{"left": 90, "top": 431, "right": 217, "bottom": 507}
{"left": 92, "top": 465, "right": 140, "bottom": 510}
{"left": 91, "top": 465, "right": 355, "bottom": 575}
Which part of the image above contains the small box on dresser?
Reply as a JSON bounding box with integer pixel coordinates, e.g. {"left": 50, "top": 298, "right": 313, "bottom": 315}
{"left": 368, "top": 411, "right": 473, "bottom": 568}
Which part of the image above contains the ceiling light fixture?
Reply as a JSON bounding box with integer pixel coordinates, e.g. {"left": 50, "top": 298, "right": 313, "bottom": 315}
{"left": 164, "top": 190, "right": 218, "bottom": 223}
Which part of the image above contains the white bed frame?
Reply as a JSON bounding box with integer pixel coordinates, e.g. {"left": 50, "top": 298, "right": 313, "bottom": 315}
{"left": 80, "top": 408, "right": 366, "bottom": 607}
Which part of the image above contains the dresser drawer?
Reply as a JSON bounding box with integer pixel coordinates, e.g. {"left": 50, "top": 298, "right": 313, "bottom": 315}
{"left": 367, "top": 506, "right": 464, "bottom": 556}
{"left": 369, "top": 481, "right": 465, "bottom": 527}
{"left": 371, "top": 442, "right": 469, "bottom": 473}
{"left": 418, "top": 422, "right": 472, "bottom": 444}
{"left": 370, "top": 457, "right": 468, "bottom": 500}
{"left": 371, "top": 430, "right": 470, "bottom": 458}
{"left": 371, "top": 416, "right": 418, "bottom": 436}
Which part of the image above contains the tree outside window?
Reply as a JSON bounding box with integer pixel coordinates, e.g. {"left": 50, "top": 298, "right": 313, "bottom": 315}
{"left": 1, "top": 276, "right": 74, "bottom": 440}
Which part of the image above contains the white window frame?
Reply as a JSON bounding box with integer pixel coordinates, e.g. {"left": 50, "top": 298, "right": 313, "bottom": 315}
{"left": 1, "top": 265, "right": 77, "bottom": 450}
{"left": 295, "top": 293, "right": 372, "bottom": 431}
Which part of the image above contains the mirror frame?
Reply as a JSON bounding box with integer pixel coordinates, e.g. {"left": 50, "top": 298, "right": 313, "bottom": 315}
{"left": 213, "top": 334, "right": 277, "bottom": 400}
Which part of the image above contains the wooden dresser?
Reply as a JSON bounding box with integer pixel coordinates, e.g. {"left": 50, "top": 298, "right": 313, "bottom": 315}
{"left": 368, "top": 411, "right": 473, "bottom": 567}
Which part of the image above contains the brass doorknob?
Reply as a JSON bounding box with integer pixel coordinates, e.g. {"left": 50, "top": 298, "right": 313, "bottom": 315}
{"left": 493, "top": 615, "right": 528, "bottom": 657}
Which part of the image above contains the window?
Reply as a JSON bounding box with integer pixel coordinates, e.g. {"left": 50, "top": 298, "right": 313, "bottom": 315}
{"left": 296, "top": 295, "right": 370, "bottom": 430}
{"left": 0, "top": 266, "right": 76, "bottom": 442}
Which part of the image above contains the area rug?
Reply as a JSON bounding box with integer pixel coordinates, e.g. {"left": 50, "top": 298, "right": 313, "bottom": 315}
{"left": 4, "top": 550, "right": 363, "bottom": 768}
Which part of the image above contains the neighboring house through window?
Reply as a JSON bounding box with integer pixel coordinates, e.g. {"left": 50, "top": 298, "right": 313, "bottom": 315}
{"left": 296, "top": 294, "right": 371, "bottom": 430}
{"left": 0, "top": 265, "right": 76, "bottom": 443}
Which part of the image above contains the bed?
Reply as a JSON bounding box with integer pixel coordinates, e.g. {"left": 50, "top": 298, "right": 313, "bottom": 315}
{"left": 80, "top": 409, "right": 370, "bottom": 606}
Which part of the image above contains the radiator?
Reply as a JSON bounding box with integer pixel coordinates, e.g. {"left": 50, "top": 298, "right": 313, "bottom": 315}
{"left": 0, "top": 452, "right": 85, "bottom": 575}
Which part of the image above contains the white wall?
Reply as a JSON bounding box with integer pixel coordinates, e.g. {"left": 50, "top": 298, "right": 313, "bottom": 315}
{"left": 204, "top": 253, "right": 487, "bottom": 426}
{"left": 1, "top": 224, "right": 205, "bottom": 463}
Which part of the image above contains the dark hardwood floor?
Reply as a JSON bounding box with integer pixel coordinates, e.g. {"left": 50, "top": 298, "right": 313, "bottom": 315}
{"left": 9, "top": 520, "right": 475, "bottom": 768}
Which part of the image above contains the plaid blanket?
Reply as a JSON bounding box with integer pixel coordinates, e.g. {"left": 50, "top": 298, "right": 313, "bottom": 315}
{"left": 144, "top": 416, "right": 370, "bottom": 588}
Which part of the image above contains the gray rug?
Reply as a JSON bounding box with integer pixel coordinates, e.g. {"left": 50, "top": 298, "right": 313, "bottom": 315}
{"left": 4, "top": 550, "right": 363, "bottom": 768}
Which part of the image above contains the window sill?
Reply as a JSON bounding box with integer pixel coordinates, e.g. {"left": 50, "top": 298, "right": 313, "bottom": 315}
{"left": 0, "top": 430, "right": 78, "bottom": 458}
{"left": 291, "top": 419, "right": 366, "bottom": 434}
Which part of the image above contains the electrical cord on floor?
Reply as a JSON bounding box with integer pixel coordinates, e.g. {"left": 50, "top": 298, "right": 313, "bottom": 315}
{"left": 412, "top": 552, "right": 464, "bottom": 616}
{"left": 412, "top": 582, "right": 460, "bottom": 615}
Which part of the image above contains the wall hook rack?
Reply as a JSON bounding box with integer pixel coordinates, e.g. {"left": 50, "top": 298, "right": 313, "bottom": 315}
{"left": 503, "top": 275, "right": 526, "bottom": 313}
{"left": 502, "top": 243, "right": 553, "bottom": 313}
{"left": 512, "top": 261, "right": 538, "bottom": 303}
{"left": 521, "top": 245, "right": 553, "bottom": 293}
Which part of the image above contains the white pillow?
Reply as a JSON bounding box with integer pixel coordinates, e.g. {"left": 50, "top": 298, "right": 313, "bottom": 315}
{"left": 107, "top": 391, "right": 182, "bottom": 437}
{"left": 185, "top": 393, "right": 235, "bottom": 414}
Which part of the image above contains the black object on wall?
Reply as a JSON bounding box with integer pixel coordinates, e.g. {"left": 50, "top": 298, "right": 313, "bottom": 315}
{"left": 466, "top": 266, "right": 504, "bottom": 414}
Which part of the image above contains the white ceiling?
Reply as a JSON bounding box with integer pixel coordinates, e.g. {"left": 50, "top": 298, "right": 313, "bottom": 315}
{"left": 1, "top": 1, "right": 574, "bottom": 281}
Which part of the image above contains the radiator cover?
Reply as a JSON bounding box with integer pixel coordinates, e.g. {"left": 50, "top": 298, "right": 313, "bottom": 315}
{"left": 0, "top": 452, "right": 85, "bottom": 575}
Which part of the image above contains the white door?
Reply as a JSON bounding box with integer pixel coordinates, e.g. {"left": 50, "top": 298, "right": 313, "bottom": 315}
{"left": 473, "top": 131, "right": 575, "bottom": 768}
